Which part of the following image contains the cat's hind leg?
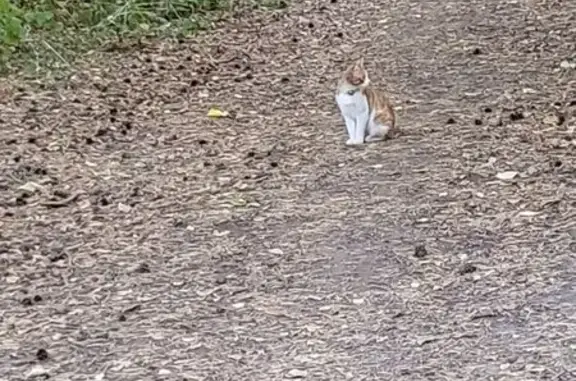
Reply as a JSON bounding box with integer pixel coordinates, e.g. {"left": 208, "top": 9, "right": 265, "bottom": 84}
{"left": 366, "top": 121, "right": 392, "bottom": 143}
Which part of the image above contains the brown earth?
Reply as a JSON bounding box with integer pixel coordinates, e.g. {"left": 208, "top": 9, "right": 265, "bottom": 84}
{"left": 1, "top": 0, "right": 576, "bottom": 380}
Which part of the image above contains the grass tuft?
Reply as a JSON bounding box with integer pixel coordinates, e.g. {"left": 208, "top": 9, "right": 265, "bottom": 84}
{"left": 0, "top": 0, "right": 287, "bottom": 76}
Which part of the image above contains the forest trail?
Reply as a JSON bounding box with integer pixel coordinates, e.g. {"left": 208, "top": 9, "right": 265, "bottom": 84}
{"left": 1, "top": 0, "right": 575, "bottom": 379}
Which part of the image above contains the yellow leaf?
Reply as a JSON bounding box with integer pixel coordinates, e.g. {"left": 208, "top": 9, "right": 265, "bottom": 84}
{"left": 207, "top": 108, "right": 228, "bottom": 118}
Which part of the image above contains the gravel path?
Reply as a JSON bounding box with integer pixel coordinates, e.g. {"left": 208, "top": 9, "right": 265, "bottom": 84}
{"left": 1, "top": 0, "right": 575, "bottom": 380}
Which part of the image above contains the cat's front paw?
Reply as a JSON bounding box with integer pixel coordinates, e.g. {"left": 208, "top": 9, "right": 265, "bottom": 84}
{"left": 346, "top": 138, "right": 364, "bottom": 146}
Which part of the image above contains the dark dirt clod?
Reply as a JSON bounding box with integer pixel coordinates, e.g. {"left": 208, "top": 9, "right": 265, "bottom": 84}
{"left": 53, "top": 190, "right": 69, "bottom": 199}
{"left": 134, "top": 263, "right": 151, "bottom": 273}
{"left": 1, "top": 0, "right": 575, "bottom": 380}
{"left": 459, "top": 263, "right": 478, "bottom": 275}
{"left": 474, "top": 119, "right": 483, "bottom": 125}
{"left": 35, "top": 349, "right": 49, "bottom": 361}
{"left": 95, "top": 127, "right": 108, "bottom": 137}
{"left": 21, "top": 297, "right": 32, "bottom": 306}
{"left": 33, "top": 295, "right": 42, "bottom": 303}
{"left": 510, "top": 110, "right": 524, "bottom": 121}
{"left": 49, "top": 253, "right": 67, "bottom": 262}
{"left": 215, "top": 307, "right": 226, "bottom": 314}
{"left": 414, "top": 244, "right": 428, "bottom": 258}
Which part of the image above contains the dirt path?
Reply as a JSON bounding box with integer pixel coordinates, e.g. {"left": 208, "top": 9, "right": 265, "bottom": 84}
{"left": 1, "top": 0, "right": 576, "bottom": 380}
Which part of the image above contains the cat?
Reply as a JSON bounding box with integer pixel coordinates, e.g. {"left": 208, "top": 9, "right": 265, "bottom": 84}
{"left": 335, "top": 58, "right": 397, "bottom": 145}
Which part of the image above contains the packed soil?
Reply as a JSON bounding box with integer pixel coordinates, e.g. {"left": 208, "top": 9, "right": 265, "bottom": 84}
{"left": 1, "top": 0, "right": 576, "bottom": 380}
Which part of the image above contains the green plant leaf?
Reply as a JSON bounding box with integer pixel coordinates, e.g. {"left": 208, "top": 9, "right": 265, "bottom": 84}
{"left": 26, "top": 11, "right": 54, "bottom": 28}
{"left": 1, "top": 15, "right": 23, "bottom": 45}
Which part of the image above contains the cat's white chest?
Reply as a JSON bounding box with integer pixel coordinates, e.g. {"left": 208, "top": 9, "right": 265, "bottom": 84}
{"left": 336, "top": 91, "right": 368, "bottom": 118}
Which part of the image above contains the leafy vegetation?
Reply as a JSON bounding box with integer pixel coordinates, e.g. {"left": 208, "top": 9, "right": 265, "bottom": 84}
{"left": 0, "top": 0, "right": 286, "bottom": 75}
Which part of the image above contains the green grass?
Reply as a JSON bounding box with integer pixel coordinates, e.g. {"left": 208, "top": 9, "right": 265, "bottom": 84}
{"left": 0, "top": 0, "right": 287, "bottom": 76}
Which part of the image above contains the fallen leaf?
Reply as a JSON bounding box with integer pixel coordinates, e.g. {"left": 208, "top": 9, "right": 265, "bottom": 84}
{"left": 286, "top": 369, "right": 308, "bottom": 379}
{"left": 522, "top": 87, "right": 537, "bottom": 94}
{"left": 229, "top": 197, "right": 247, "bottom": 207}
{"left": 543, "top": 115, "right": 560, "bottom": 125}
{"left": 18, "top": 182, "right": 45, "bottom": 195}
{"left": 26, "top": 365, "right": 49, "bottom": 379}
{"left": 518, "top": 211, "right": 539, "bottom": 217}
{"left": 118, "top": 203, "right": 131, "bottom": 213}
{"left": 6, "top": 275, "right": 19, "bottom": 284}
{"left": 207, "top": 107, "right": 229, "bottom": 118}
{"left": 228, "top": 354, "right": 243, "bottom": 361}
{"left": 417, "top": 335, "right": 442, "bottom": 346}
{"left": 496, "top": 171, "right": 518, "bottom": 181}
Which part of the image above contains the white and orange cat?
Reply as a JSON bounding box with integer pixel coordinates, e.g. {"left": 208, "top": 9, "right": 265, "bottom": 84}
{"left": 335, "top": 58, "right": 397, "bottom": 145}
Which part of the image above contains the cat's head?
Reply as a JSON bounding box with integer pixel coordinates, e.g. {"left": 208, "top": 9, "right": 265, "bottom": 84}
{"left": 343, "top": 58, "right": 369, "bottom": 87}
